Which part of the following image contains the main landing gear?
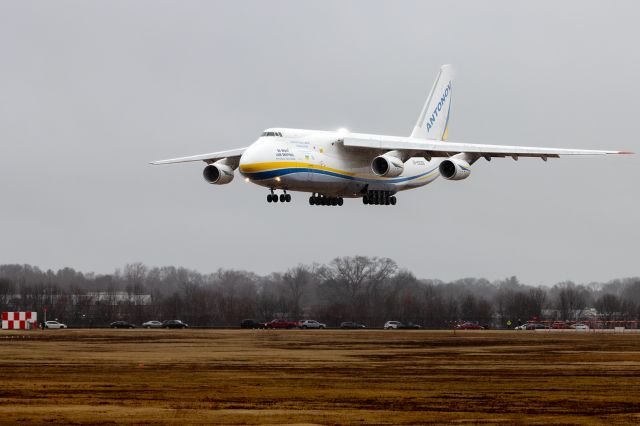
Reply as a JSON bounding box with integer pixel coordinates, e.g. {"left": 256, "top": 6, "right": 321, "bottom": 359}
{"left": 362, "top": 190, "right": 397, "bottom": 206}
{"left": 267, "top": 189, "right": 291, "bottom": 203}
{"left": 309, "top": 194, "right": 343, "bottom": 207}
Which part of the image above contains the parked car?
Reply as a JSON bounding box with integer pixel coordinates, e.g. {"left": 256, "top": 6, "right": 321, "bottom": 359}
{"left": 384, "top": 321, "right": 402, "bottom": 329}
{"left": 142, "top": 320, "right": 163, "bottom": 329}
{"left": 454, "top": 322, "right": 484, "bottom": 330}
{"left": 299, "top": 320, "right": 326, "bottom": 329}
{"left": 514, "top": 324, "right": 527, "bottom": 330}
{"left": 340, "top": 322, "right": 366, "bottom": 329}
{"left": 572, "top": 323, "right": 590, "bottom": 330}
{"left": 110, "top": 321, "right": 136, "bottom": 329}
{"left": 265, "top": 319, "right": 299, "bottom": 329}
{"left": 44, "top": 320, "right": 67, "bottom": 329}
{"left": 525, "top": 323, "right": 547, "bottom": 330}
{"left": 240, "top": 319, "right": 265, "bottom": 329}
{"left": 398, "top": 322, "right": 422, "bottom": 329}
{"left": 552, "top": 321, "right": 569, "bottom": 329}
{"left": 162, "top": 320, "right": 189, "bottom": 329}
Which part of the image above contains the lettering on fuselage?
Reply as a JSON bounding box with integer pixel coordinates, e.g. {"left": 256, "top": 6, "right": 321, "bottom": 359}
{"left": 426, "top": 81, "right": 452, "bottom": 132}
{"left": 275, "top": 148, "right": 295, "bottom": 159}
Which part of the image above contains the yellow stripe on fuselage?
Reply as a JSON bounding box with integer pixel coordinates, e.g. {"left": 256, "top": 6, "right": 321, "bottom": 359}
{"left": 240, "top": 161, "right": 439, "bottom": 184}
{"left": 240, "top": 161, "right": 357, "bottom": 177}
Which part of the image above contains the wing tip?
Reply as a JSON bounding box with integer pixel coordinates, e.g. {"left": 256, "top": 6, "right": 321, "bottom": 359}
{"left": 617, "top": 151, "right": 634, "bottom": 155}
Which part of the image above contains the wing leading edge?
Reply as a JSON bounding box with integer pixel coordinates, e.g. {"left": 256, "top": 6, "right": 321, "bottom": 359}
{"left": 342, "top": 135, "right": 631, "bottom": 160}
{"left": 150, "top": 147, "right": 247, "bottom": 165}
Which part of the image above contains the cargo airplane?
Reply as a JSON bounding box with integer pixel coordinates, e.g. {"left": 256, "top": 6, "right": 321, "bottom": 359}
{"left": 151, "top": 65, "right": 631, "bottom": 206}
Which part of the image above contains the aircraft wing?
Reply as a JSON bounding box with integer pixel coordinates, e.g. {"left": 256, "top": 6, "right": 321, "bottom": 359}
{"left": 342, "top": 135, "right": 631, "bottom": 159}
{"left": 150, "top": 147, "right": 247, "bottom": 165}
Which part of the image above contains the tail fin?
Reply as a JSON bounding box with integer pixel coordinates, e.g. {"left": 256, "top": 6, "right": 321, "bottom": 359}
{"left": 410, "top": 64, "right": 454, "bottom": 141}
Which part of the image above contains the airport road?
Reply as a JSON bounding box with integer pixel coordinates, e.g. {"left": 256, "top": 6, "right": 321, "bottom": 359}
{"left": 1, "top": 329, "right": 639, "bottom": 424}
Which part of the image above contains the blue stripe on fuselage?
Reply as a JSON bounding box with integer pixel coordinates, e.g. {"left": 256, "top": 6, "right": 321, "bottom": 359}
{"left": 244, "top": 167, "right": 437, "bottom": 184}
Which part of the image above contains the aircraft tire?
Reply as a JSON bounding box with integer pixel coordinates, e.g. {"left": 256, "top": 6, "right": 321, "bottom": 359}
{"left": 267, "top": 194, "right": 272, "bottom": 203}
{"left": 309, "top": 196, "right": 315, "bottom": 205}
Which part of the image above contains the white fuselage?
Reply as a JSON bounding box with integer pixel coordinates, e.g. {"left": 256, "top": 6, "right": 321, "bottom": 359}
{"left": 238, "top": 128, "right": 441, "bottom": 197}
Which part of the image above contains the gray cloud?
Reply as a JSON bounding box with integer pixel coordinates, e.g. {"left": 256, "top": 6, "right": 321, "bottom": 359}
{"left": 1, "top": 0, "right": 638, "bottom": 284}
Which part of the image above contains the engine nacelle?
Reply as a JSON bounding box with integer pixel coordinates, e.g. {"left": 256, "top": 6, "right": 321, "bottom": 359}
{"left": 371, "top": 154, "right": 404, "bottom": 177}
{"left": 203, "top": 162, "right": 234, "bottom": 184}
{"left": 439, "top": 158, "right": 471, "bottom": 180}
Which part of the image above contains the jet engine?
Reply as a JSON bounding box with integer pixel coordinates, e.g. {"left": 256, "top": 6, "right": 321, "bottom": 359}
{"left": 203, "top": 162, "right": 234, "bottom": 184}
{"left": 371, "top": 154, "right": 404, "bottom": 177}
{"left": 439, "top": 158, "right": 471, "bottom": 180}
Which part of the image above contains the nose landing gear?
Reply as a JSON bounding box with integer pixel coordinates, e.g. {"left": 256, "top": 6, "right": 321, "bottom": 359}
{"left": 267, "top": 189, "right": 291, "bottom": 204}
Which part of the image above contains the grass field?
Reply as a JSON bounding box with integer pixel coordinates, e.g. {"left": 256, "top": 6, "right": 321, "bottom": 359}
{"left": 1, "top": 329, "right": 639, "bottom": 424}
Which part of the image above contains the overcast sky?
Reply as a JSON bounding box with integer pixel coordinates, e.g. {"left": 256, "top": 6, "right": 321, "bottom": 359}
{"left": 1, "top": 1, "right": 638, "bottom": 285}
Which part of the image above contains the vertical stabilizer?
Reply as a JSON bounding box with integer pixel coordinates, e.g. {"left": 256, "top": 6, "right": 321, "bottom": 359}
{"left": 410, "top": 64, "right": 454, "bottom": 141}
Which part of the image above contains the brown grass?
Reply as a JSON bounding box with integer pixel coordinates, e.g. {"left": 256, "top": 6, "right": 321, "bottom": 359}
{"left": 1, "top": 329, "right": 639, "bottom": 424}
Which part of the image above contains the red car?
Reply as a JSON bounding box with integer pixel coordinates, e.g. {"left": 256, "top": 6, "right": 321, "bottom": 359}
{"left": 454, "top": 322, "right": 485, "bottom": 330}
{"left": 265, "top": 319, "right": 299, "bottom": 329}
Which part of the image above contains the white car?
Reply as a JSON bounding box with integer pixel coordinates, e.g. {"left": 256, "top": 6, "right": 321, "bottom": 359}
{"left": 142, "top": 320, "right": 163, "bottom": 329}
{"left": 299, "top": 320, "right": 326, "bottom": 329}
{"left": 573, "top": 323, "right": 590, "bottom": 330}
{"left": 44, "top": 320, "right": 67, "bottom": 329}
{"left": 384, "top": 321, "right": 402, "bottom": 330}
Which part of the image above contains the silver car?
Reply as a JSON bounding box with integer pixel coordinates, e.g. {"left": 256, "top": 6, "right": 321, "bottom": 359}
{"left": 299, "top": 320, "right": 326, "bottom": 329}
{"left": 44, "top": 320, "right": 67, "bottom": 329}
{"left": 384, "top": 321, "right": 402, "bottom": 329}
{"left": 142, "top": 320, "right": 163, "bottom": 329}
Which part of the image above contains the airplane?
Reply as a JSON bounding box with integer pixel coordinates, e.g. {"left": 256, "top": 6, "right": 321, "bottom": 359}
{"left": 151, "top": 65, "right": 631, "bottom": 206}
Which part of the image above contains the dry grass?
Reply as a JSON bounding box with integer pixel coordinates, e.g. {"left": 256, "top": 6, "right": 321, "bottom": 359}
{"left": 1, "top": 329, "right": 640, "bottom": 424}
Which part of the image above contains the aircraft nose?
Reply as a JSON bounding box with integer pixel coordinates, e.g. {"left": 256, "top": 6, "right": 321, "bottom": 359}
{"left": 238, "top": 142, "right": 261, "bottom": 177}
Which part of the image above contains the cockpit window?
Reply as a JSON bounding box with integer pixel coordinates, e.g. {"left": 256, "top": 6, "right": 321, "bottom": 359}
{"left": 261, "top": 131, "right": 283, "bottom": 137}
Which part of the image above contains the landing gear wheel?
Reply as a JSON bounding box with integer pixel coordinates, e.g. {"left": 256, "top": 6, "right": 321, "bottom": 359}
{"left": 390, "top": 196, "right": 397, "bottom": 205}
{"left": 363, "top": 196, "right": 369, "bottom": 205}
{"left": 309, "top": 196, "right": 315, "bottom": 205}
{"left": 285, "top": 194, "right": 291, "bottom": 202}
{"left": 267, "top": 194, "right": 273, "bottom": 203}
{"left": 338, "top": 198, "right": 343, "bottom": 206}
{"left": 331, "top": 198, "right": 337, "bottom": 206}
{"left": 280, "top": 194, "right": 285, "bottom": 202}
{"left": 273, "top": 195, "right": 278, "bottom": 203}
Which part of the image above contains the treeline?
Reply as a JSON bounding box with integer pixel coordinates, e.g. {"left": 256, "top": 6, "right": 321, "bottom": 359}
{"left": 1, "top": 257, "right": 639, "bottom": 328}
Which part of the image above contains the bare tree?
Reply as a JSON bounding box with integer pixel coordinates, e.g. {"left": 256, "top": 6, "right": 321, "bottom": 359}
{"left": 554, "top": 282, "right": 588, "bottom": 320}
{"left": 528, "top": 287, "right": 547, "bottom": 319}
{"left": 595, "top": 294, "right": 621, "bottom": 321}
{"left": 0, "top": 278, "right": 14, "bottom": 309}
{"left": 319, "top": 256, "right": 397, "bottom": 323}
{"left": 282, "top": 265, "right": 313, "bottom": 319}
